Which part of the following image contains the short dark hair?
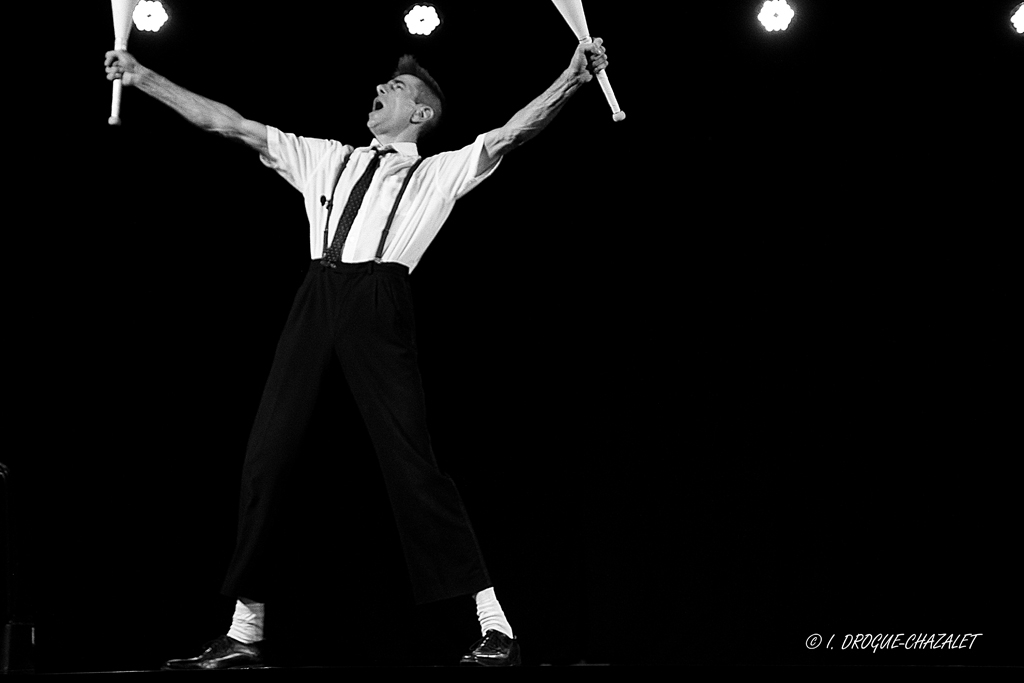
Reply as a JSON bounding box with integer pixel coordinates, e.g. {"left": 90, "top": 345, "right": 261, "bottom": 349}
{"left": 393, "top": 54, "right": 444, "bottom": 137}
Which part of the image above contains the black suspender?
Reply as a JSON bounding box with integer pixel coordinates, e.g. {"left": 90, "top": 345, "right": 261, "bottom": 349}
{"left": 319, "top": 152, "right": 426, "bottom": 264}
{"left": 319, "top": 151, "right": 353, "bottom": 256}
{"left": 374, "top": 156, "right": 425, "bottom": 263}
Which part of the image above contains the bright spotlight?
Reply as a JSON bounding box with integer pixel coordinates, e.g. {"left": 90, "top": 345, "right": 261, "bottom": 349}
{"left": 133, "top": 1, "right": 168, "bottom": 32}
{"left": 1012, "top": 3, "right": 1024, "bottom": 34}
{"left": 405, "top": 4, "right": 441, "bottom": 36}
{"left": 758, "top": 0, "right": 795, "bottom": 32}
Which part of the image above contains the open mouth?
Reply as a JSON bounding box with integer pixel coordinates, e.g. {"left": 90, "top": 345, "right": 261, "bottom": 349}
{"left": 371, "top": 98, "right": 384, "bottom": 113}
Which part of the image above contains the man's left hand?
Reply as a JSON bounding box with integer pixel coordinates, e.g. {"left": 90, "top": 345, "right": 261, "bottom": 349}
{"left": 568, "top": 37, "right": 609, "bottom": 83}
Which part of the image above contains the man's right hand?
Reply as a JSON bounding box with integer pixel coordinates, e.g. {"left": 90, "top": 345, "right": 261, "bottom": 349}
{"left": 101, "top": 49, "right": 269, "bottom": 156}
{"left": 105, "top": 50, "right": 144, "bottom": 87}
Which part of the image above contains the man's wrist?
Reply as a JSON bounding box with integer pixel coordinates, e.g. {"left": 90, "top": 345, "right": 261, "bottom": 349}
{"left": 132, "top": 64, "right": 154, "bottom": 89}
{"left": 560, "top": 67, "right": 588, "bottom": 91}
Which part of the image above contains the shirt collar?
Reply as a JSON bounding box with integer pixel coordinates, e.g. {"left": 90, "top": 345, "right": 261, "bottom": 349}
{"left": 370, "top": 138, "right": 418, "bottom": 157}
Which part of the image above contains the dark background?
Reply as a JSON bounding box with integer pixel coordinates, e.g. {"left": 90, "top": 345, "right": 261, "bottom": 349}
{"left": 6, "top": 0, "right": 1020, "bottom": 671}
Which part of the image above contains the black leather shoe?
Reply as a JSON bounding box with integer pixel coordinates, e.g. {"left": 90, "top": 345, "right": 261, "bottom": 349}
{"left": 460, "top": 630, "right": 521, "bottom": 666}
{"left": 162, "top": 635, "right": 264, "bottom": 670}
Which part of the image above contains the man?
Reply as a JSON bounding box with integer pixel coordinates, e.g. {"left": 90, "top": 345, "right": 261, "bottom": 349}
{"left": 104, "top": 35, "right": 609, "bottom": 669}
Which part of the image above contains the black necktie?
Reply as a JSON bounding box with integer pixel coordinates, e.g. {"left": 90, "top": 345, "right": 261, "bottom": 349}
{"left": 322, "top": 147, "right": 395, "bottom": 264}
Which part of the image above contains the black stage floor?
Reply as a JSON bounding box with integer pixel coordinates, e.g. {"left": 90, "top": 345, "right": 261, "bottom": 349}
{"left": 11, "top": 665, "right": 1024, "bottom": 678}
{"left": 11, "top": 665, "right": 622, "bottom": 679}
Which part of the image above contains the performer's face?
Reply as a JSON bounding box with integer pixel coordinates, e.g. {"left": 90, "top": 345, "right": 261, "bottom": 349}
{"left": 368, "top": 75, "right": 429, "bottom": 137}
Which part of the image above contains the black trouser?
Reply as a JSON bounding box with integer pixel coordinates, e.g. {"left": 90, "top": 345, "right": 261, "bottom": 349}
{"left": 221, "top": 260, "right": 491, "bottom": 605}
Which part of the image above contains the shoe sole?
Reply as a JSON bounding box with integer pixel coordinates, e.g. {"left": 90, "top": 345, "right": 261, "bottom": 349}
{"left": 161, "top": 663, "right": 266, "bottom": 671}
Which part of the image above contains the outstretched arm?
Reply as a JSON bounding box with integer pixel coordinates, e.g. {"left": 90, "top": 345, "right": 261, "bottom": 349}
{"left": 104, "top": 50, "right": 268, "bottom": 157}
{"left": 478, "top": 38, "right": 609, "bottom": 175}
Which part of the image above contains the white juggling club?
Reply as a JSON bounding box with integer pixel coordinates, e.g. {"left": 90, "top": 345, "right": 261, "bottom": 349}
{"left": 109, "top": 0, "right": 139, "bottom": 125}
{"left": 550, "top": 0, "right": 625, "bottom": 122}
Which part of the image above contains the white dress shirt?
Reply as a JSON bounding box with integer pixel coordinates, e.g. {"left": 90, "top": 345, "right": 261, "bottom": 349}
{"left": 259, "top": 126, "right": 502, "bottom": 272}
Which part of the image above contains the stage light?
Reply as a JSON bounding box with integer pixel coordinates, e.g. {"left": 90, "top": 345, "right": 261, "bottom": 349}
{"left": 404, "top": 4, "right": 441, "bottom": 36}
{"left": 1012, "top": 3, "right": 1024, "bottom": 34}
{"left": 133, "top": 1, "right": 168, "bottom": 32}
{"left": 758, "top": 0, "right": 795, "bottom": 32}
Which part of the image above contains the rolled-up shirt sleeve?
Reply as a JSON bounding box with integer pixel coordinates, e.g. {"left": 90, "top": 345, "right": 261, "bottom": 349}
{"left": 260, "top": 125, "right": 341, "bottom": 193}
{"left": 425, "top": 132, "right": 502, "bottom": 202}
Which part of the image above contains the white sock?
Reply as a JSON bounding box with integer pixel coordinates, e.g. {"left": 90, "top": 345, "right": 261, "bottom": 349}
{"left": 474, "top": 587, "right": 513, "bottom": 639}
{"left": 226, "top": 597, "right": 265, "bottom": 644}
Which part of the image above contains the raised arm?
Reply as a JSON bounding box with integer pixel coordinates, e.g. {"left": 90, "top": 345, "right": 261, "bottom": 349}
{"left": 104, "top": 50, "right": 268, "bottom": 157}
{"left": 478, "top": 38, "right": 609, "bottom": 175}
